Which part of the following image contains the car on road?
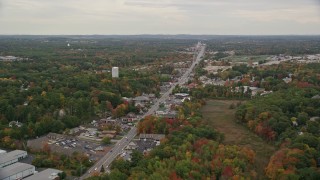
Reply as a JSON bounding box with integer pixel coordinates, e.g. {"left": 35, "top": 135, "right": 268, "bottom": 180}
{"left": 94, "top": 167, "right": 97, "bottom": 171}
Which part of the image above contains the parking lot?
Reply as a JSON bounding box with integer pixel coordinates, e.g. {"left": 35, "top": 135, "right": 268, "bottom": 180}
{"left": 27, "top": 133, "right": 111, "bottom": 161}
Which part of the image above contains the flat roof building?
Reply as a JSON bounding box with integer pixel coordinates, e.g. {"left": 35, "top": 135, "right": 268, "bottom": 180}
{"left": 112, "top": 67, "right": 119, "bottom": 78}
{"left": 24, "top": 168, "right": 62, "bottom": 180}
{"left": 0, "top": 150, "right": 28, "bottom": 168}
{"left": 0, "top": 162, "right": 35, "bottom": 180}
{"left": 139, "top": 134, "right": 165, "bottom": 141}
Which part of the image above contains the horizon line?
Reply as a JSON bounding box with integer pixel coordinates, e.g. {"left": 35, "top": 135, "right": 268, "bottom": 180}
{"left": 1, "top": 34, "right": 320, "bottom": 36}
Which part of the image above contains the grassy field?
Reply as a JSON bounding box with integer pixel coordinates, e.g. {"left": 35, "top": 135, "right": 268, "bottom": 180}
{"left": 201, "top": 100, "right": 276, "bottom": 179}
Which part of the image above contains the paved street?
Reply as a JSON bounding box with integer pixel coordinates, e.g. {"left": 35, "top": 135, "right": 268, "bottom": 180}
{"left": 80, "top": 43, "right": 205, "bottom": 180}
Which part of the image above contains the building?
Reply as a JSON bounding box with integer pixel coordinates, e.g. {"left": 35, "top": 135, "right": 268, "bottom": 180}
{"left": 312, "top": 95, "right": 320, "bottom": 99}
{"left": 0, "top": 150, "right": 28, "bottom": 168}
{"left": 8, "top": 121, "right": 23, "bottom": 128}
{"left": 126, "top": 142, "right": 138, "bottom": 150}
{"left": 163, "top": 111, "right": 178, "bottom": 119}
{"left": 24, "top": 168, "right": 62, "bottom": 180}
{"left": 47, "top": 132, "right": 65, "bottom": 141}
{"left": 0, "top": 162, "right": 35, "bottom": 180}
{"left": 112, "top": 67, "right": 119, "bottom": 78}
{"left": 133, "top": 96, "right": 150, "bottom": 103}
{"left": 174, "top": 93, "right": 189, "bottom": 99}
{"left": 282, "top": 77, "right": 292, "bottom": 84}
{"left": 139, "top": 134, "right": 165, "bottom": 142}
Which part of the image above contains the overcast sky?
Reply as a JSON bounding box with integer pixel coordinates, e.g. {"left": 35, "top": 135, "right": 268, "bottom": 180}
{"left": 0, "top": 0, "right": 319, "bottom": 35}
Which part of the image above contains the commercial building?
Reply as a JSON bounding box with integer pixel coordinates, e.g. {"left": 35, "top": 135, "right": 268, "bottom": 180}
{"left": 0, "top": 162, "right": 35, "bottom": 180}
{"left": 24, "top": 168, "right": 62, "bottom": 180}
{"left": 112, "top": 67, "right": 119, "bottom": 78}
{"left": 139, "top": 134, "right": 165, "bottom": 142}
{"left": 0, "top": 150, "right": 28, "bottom": 168}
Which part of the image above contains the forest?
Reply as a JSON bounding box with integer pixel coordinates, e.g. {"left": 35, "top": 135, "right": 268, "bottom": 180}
{"left": 0, "top": 36, "right": 194, "bottom": 149}
{"left": 235, "top": 87, "right": 320, "bottom": 179}
{"left": 205, "top": 36, "right": 320, "bottom": 56}
{"left": 88, "top": 99, "right": 257, "bottom": 180}
{"left": 1, "top": 35, "right": 320, "bottom": 179}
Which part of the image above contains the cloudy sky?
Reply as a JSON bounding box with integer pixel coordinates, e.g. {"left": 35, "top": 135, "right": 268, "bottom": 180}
{"left": 0, "top": 0, "right": 319, "bottom": 35}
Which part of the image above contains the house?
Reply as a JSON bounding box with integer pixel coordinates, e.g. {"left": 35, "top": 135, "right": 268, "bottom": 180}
{"left": 0, "top": 163, "right": 35, "bottom": 180}
{"left": 122, "top": 97, "right": 132, "bottom": 103}
{"left": 155, "top": 111, "right": 166, "bottom": 117}
{"left": 242, "top": 86, "right": 265, "bottom": 96}
{"left": 252, "top": 62, "right": 259, "bottom": 67}
{"left": 260, "top": 91, "right": 273, "bottom": 96}
{"left": 126, "top": 142, "right": 138, "bottom": 150}
{"left": 133, "top": 96, "right": 150, "bottom": 103}
{"left": 100, "top": 130, "right": 117, "bottom": 139}
{"left": 312, "top": 95, "right": 320, "bottom": 99}
{"left": 310, "top": 117, "right": 320, "bottom": 122}
{"left": 91, "top": 120, "right": 98, "bottom": 127}
{"left": 283, "top": 77, "right": 292, "bottom": 84}
{"left": 24, "top": 168, "right": 62, "bottom": 180}
{"left": 174, "top": 93, "right": 189, "bottom": 99}
{"left": 163, "top": 111, "right": 178, "bottom": 120}
{"left": 8, "top": 121, "right": 23, "bottom": 128}
{"left": 94, "top": 146, "right": 104, "bottom": 151}
{"left": 122, "top": 112, "right": 137, "bottom": 123}
{"left": 47, "top": 133, "right": 65, "bottom": 141}
{"left": 143, "top": 93, "right": 156, "bottom": 99}
{"left": 100, "top": 118, "right": 117, "bottom": 125}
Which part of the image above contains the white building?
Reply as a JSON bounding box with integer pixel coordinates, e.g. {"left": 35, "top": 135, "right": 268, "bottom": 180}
{"left": 112, "top": 67, "right": 119, "bottom": 78}
{"left": 24, "top": 168, "right": 62, "bottom": 180}
{"left": 0, "top": 150, "right": 28, "bottom": 168}
{"left": 0, "top": 162, "right": 35, "bottom": 180}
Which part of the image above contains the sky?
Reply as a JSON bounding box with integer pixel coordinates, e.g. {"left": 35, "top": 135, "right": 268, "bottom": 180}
{"left": 0, "top": 0, "right": 319, "bottom": 35}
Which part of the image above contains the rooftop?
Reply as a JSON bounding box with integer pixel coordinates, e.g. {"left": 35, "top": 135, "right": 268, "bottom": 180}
{"left": 139, "top": 134, "right": 165, "bottom": 141}
{"left": 312, "top": 95, "right": 320, "bottom": 99}
{"left": 24, "top": 168, "right": 62, "bottom": 180}
{"left": 136, "top": 140, "right": 157, "bottom": 153}
{"left": 133, "top": 96, "right": 150, "bottom": 101}
{"left": 0, "top": 150, "right": 27, "bottom": 165}
{"left": 0, "top": 162, "right": 35, "bottom": 179}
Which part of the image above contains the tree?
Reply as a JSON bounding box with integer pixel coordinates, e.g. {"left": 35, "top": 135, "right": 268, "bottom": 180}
{"left": 58, "top": 171, "right": 67, "bottom": 180}
{"left": 297, "top": 112, "right": 309, "bottom": 126}
{"left": 131, "top": 150, "right": 143, "bottom": 167}
{"left": 102, "top": 137, "right": 111, "bottom": 145}
{"left": 109, "top": 169, "right": 128, "bottom": 180}
{"left": 100, "top": 165, "right": 105, "bottom": 173}
{"left": 111, "top": 159, "right": 131, "bottom": 175}
{"left": 42, "top": 142, "right": 51, "bottom": 154}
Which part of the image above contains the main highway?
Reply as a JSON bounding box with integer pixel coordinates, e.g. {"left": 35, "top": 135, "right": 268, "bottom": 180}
{"left": 80, "top": 43, "right": 205, "bottom": 180}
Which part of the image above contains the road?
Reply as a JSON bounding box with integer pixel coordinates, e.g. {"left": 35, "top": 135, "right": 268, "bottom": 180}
{"left": 80, "top": 43, "right": 205, "bottom": 180}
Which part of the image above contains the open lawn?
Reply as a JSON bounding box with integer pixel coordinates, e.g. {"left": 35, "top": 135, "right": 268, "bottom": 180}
{"left": 201, "top": 100, "right": 276, "bottom": 179}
